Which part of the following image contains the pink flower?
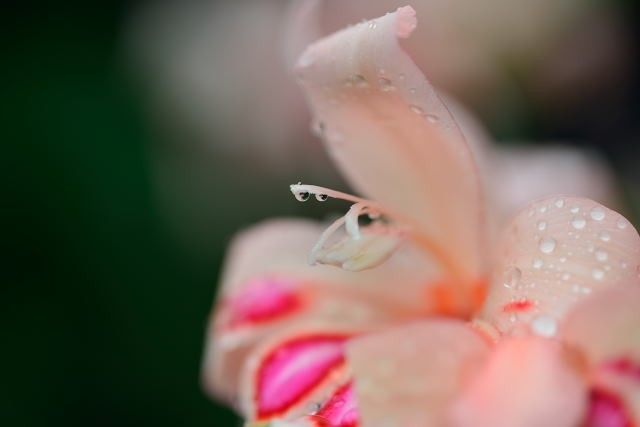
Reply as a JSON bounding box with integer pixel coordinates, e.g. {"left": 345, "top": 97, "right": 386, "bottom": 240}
{"left": 202, "top": 6, "right": 640, "bottom": 427}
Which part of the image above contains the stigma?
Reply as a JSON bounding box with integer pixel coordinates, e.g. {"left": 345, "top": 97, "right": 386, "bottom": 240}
{"left": 290, "top": 183, "right": 405, "bottom": 271}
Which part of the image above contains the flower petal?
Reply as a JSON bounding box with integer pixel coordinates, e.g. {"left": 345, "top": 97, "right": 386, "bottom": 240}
{"left": 480, "top": 197, "right": 640, "bottom": 336}
{"left": 346, "top": 320, "right": 490, "bottom": 427}
{"left": 489, "top": 146, "right": 620, "bottom": 224}
{"left": 295, "top": 6, "right": 485, "bottom": 281}
{"left": 239, "top": 322, "right": 363, "bottom": 422}
{"left": 449, "top": 337, "right": 587, "bottom": 427}
{"left": 562, "top": 286, "right": 640, "bottom": 368}
{"left": 203, "top": 219, "right": 439, "bottom": 404}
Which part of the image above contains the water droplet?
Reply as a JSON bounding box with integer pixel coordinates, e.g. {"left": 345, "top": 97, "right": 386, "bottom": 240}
{"left": 570, "top": 206, "right": 580, "bottom": 214}
{"left": 592, "top": 268, "right": 605, "bottom": 280}
{"left": 410, "top": 105, "right": 424, "bottom": 115}
{"left": 423, "top": 114, "right": 438, "bottom": 124}
{"left": 539, "top": 237, "right": 557, "bottom": 254}
{"left": 555, "top": 199, "right": 565, "bottom": 208}
{"left": 315, "top": 193, "right": 328, "bottom": 202}
{"left": 590, "top": 207, "right": 606, "bottom": 221}
{"left": 378, "top": 77, "right": 394, "bottom": 91}
{"left": 311, "top": 120, "right": 325, "bottom": 137}
{"left": 617, "top": 219, "right": 628, "bottom": 229}
{"left": 539, "top": 206, "right": 548, "bottom": 214}
{"left": 571, "top": 216, "right": 586, "bottom": 229}
{"left": 347, "top": 74, "right": 368, "bottom": 88}
{"left": 504, "top": 267, "right": 522, "bottom": 289}
{"left": 532, "top": 258, "right": 544, "bottom": 269}
{"left": 595, "top": 249, "right": 608, "bottom": 262}
{"left": 295, "top": 191, "right": 310, "bottom": 202}
{"left": 599, "top": 231, "right": 611, "bottom": 242}
{"left": 368, "top": 21, "right": 377, "bottom": 29}
{"left": 537, "top": 221, "right": 547, "bottom": 231}
{"left": 531, "top": 315, "right": 557, "bottom": 337}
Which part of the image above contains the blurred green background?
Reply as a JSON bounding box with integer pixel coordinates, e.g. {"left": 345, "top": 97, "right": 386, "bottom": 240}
{"left": 2, "top": 0, "right": 639, "bottom": 426}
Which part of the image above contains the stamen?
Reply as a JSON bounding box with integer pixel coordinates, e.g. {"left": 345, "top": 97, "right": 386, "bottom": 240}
{"left": 290, "top": 182, "right": 460, "bottom": 276}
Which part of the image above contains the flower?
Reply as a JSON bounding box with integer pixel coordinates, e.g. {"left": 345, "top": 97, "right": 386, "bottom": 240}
{"left": 202, "top": 6, "right": 640, "bottom": 427}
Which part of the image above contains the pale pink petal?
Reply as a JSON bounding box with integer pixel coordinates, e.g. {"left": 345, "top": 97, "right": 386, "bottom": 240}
{"left": 449, "top": 337, "right": 587, "bottom": 427}
{"left": 347, "top": 320, "right": 490, "bottom": 427}
{"left": 239, "top": 322, "right": 365, "bottom": 422}
{"left": 489, "top": 146, "right": 620, "bottom": 224}
{"left": 295, "top": 6, "right": 485, "bottom": 281}
{"left": 480, "top": 197, "right": 640, "bottom": 336}
{"left": 203, "top": 219, "right": 440, "bottom": 404}
{"left": 562, "top": 286, "right": 640, "bottom": 368}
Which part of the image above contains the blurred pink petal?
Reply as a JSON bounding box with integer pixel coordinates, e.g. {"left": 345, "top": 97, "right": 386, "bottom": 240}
{"left": 203, "top": 219, "right": 441, "bottom": 404}
{"left": 480, "top": 197, "right": 640, "bottom": 336}
{"left": 295, "top": 6, "right": 485, "bottom": 283}
{"left": 562, "top": 286, "right": 640, "bottom": 367}
{"left": 489, "top": 146, "right": 620, "bottom": 223}
{"left": 449, "top": 337, "right": 587, "bottom": 427}
{"left": 347, "top": 320, "right": 489, "bottom": 427}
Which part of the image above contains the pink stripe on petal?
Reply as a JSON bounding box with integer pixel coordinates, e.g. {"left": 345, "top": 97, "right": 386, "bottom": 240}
{"left": 585, "top": 389, "right": 634, "bottom": 427}
{"left": 256, "top": 335, "right": 351, "bottom": 419}
{"left": 314, "top": 382, "right": 359, "bottom": 427}
{"left": 226, "top": 278, "right": 303, "bottom": 328}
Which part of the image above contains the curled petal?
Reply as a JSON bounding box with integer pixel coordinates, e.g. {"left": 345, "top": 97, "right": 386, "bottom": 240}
{"left": 480, "top": 197, "right": 640, "bottom": 336}
{"left": 347, "top": 320, "right": 489, "bottom": 427}
{"left": 295, "top": 6, "right": 485, "bottom": 282}
{"left": 449, "top": 337, "right": 587, "bottom": 427}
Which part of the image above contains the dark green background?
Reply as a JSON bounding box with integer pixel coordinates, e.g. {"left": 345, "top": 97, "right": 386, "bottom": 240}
{"left": 2, "top": 1, "right": 638, "bottom": 426}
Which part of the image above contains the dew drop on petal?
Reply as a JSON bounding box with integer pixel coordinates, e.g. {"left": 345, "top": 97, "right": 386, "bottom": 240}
{"left": 617, "top": 219, "right": 628, "bottom": 229}
{"left": 531, "top": 315, "right": 557, "bottom": 337}
{"left": 592, "top": 268, "right": 605, "bottom": 280}
{"left": 368, "top": 21, "right": 377, "bottom": 29}
{"left": 504, "top": 267, "right": 522, "bottom": 289}
{"left": 539, "top": 237, "right": 557, "bottom": 254}
{"left": 532, "top": 258, "right": 544, "bottom": 269}
{"left": 590, "top": 207, "right": 606, "bottom": 221}
{"left": 570, "top": 206, "right": 580, "bottom": 214}
{"left": 410, "top": 105, "right": 424, "bottom": 115}
{"left": 425, "top": 114, "right": 439, "bottom": 123}
{"left": 595, "top": 249, "right": 608, "bottom": 262}
{"left": 571, "top": 217, "right": 586, "bottom": 230}
{"left": 599, "top": 231, "right": 611, "bottom": 242}
{"left": 555, "top": 199, "right": 565, "bottom": 208}
{"left": 537, "top": 221, "right": 547, "bottom": 231}
{"left": 378, "top": 77, "right": 394, "bottom": 91}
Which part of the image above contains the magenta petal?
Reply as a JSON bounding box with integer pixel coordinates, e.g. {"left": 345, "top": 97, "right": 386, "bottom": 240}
{"left": 256, "top": 334, "right": 351, "bottom": 419}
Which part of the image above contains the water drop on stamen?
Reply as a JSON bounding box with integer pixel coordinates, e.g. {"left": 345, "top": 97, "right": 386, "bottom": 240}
{"left": 295, "top": 191, "right": 310, "bottom": 202}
